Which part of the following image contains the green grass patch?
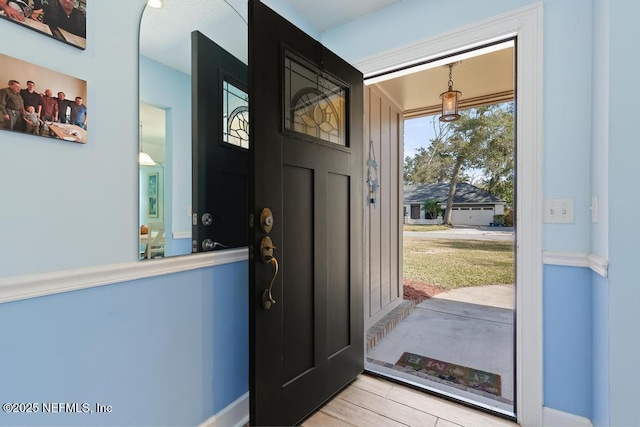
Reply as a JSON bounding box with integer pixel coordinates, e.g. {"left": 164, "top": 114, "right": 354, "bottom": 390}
{"left": 403, "top": 224, "right": 452, "bottom": 232}
{"left": 403, "top": 237, "right": 514, "bottom": 290}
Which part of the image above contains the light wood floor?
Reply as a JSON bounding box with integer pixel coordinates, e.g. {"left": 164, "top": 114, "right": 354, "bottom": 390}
{"left": 302, "top": 374, "right": 519, "bottom": 427}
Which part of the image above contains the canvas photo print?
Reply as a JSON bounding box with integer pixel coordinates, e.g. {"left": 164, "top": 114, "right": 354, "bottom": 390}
{"left": 0, "top": 53, "right": 88, "bottom": 144}
{"left": 0, "top": 0, "right": 86, "bottom": 49}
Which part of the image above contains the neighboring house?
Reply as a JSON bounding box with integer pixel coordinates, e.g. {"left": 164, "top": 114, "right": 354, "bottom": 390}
{"left": 404, "top": 183, "right": 505, "bottom": 226}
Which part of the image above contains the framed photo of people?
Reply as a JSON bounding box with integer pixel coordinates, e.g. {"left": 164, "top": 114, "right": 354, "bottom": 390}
{"left": 0, "top": 53, "right": 88, "bottom": 144}
{"left": 0, "top": 0, "right": 86, "bottom": 50}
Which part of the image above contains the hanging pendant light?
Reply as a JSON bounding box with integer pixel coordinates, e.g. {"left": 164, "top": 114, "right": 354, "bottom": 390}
{"left": 139, "top": 121, "right": 157, "bottom": 166}
{"left": 439, "top": 63, "right": 462, "bottom": 122}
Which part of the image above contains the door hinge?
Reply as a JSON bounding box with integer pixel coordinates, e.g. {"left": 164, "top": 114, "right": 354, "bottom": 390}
{"left": 192, "top": 213, "right": 198, "bottom": 226}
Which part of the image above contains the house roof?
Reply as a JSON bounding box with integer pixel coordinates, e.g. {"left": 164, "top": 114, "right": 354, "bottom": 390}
{"left": 404, "top": 183, "right": 504, "bottom": 205}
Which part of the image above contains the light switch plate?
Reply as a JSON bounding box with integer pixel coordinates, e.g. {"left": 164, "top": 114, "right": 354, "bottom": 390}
{"left": 543, "top": 199, "right": 574, "bottom": 223}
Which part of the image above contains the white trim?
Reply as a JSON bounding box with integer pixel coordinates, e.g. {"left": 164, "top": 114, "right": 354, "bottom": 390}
{"left": 199, "top": 392, "right": 249, "bottom": 427}
{"left": 587, "top": 254, "right": 608, "bottom": 278}
{"left": 172, "top": 230, "right": 192, "bottom": 239}
{"left": 543, "top": 251, "right": 590, "bottom": 268}
{"left": 357, "top": 4, "right": 539, "bottom": 78}
{"left": 355, "top": 4, "right": 544, "bottom": 426}
{"left": 543, "top": 406, "right": 593, "bottom": 427}
{"left": 542, "top": 251, "right": 609, "bottom": 277}
{"left": 0, "top": 248, "right": 249, "bottom": 304}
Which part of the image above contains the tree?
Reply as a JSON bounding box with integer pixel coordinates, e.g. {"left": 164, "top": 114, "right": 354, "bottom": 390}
{"left": 423, "top": 199, "right": 442, "bottom": 219}
{"left": 440, "top": 108, "right": 490, "bottom": 224}
{"left": 476, "top": 103, "right": 515, "bottom": 206}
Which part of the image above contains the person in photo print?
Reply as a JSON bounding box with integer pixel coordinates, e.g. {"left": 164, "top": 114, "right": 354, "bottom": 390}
{"left": 0, "top": 0, "right": 27, "bottom": 21}
{"left": 0, "top": 80, "right": 25, "bottom": 131}
{"left": 24, "top": 105, "right": 40, "bottom": 135}
{"left": 56, "top": 91, "right": 71, "bottom": 123}
{"left": 20, "top": 80, "right": 42, "bottom": 119}
{"left": 69, "top": 96, "right": 86, "bottom": 129}
{"left": 42, "top": 0, "right": 85, "bottom": 38}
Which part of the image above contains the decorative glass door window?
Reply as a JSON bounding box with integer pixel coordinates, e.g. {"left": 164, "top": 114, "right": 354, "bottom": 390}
{"left": 223, "top": 80, "right": 249, "bottom": 149}
{"left": 284, "top": 54, "right": 346, "bottom": 146}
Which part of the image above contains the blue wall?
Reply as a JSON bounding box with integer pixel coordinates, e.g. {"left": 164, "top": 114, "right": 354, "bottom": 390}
{"left": 543, "top": 265, "right": 592, "bottom": 419}
{"left": 0, "top": 262, "right": 248, "bottom": 426}
{"left": 591, "top": 272, "right": 609, "bottom": 427}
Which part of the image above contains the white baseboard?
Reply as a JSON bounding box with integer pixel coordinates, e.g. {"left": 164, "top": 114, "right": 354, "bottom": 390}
{"left": 543, "top": 406, "right": 593, "bottom": 427}
{"left": 199, "top": 393, "right": 249, "bottom": 427}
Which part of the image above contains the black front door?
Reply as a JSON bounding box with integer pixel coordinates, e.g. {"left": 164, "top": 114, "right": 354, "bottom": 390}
{"left": 192, "top": 31, "right": 248, "bottom": 252}
{"left": 249, "top": 1, "right": 364, "bottom": 425}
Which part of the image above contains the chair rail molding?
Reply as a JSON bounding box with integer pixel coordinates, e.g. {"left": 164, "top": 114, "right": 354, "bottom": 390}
{"left": 543, "top": 251, "right": 609, "bottom": 278}
{"left": 0, "top": 248, "right": 248, "bottom": 304}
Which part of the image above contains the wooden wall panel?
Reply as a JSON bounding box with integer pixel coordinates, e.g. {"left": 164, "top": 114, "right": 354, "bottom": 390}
{"left": 368, "top": 91, "right": 382, "bottom": 316}
{"left": 364, "top": 86, "right": 403, "bottom": 329}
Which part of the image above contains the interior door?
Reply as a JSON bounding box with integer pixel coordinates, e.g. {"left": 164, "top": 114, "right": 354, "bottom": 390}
{"left": 192, "top": 31, "right": 248, "bottom": 252}
{"left": 249, "top": 1, "right": 364, "bottom": 425}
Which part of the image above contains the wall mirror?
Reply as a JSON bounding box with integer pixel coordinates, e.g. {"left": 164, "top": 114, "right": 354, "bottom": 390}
{"left": 138, "top": 0, "right": 248, "bottom": 260}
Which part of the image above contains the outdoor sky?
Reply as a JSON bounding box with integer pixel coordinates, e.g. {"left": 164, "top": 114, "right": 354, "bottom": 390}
{"left": 404, "top": 115, "right": 438, "bottom": 160}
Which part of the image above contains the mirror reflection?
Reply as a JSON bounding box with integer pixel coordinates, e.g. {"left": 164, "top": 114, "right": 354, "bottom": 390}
{"left": 138, "top": 0, "right": 248, "bottom": 259}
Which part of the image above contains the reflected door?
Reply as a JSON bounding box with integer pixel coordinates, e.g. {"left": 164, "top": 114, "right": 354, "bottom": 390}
{"left": 192, "top": 31, "right": 249, "bottom": 252}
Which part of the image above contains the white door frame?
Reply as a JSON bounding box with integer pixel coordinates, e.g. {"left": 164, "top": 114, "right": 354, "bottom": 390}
{"left": 355, "top": 4, "right": 543, "bottom": 426}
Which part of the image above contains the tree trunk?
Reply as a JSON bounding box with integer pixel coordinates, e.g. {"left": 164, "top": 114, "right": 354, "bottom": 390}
{"left": 444, "top": 156, "right": 464, "bottom": 225}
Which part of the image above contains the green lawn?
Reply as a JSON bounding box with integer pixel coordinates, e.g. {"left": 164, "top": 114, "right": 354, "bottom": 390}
{"left": 403, "top": 224, "right": 452, "bottom": 232}
{"left": 403, "top": 237, "right": 514, "bottom": 290}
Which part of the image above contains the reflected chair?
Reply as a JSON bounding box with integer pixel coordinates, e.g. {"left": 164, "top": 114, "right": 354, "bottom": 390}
{"left": 144, "top": 221, "right": 165, "bottom": 259}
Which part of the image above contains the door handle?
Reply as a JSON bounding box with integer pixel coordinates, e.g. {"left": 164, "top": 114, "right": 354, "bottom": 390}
{"left": 260, "top": 236, "right": 278, "bottom": 310}
{"left": 262, "top": 257, "right": 278, "bottom": 310}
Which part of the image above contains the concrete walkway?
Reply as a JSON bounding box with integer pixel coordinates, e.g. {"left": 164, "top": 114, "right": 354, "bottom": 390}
{"left": 366, "top": 285, "right": 515, "bottom": 413}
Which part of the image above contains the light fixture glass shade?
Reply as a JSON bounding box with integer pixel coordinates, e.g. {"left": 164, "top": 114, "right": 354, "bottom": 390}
{"left": 147, "top": 0, "right": 163, "bottom": 9}
{"left": 439, "top": 89, "right": 462, "bottom": 122}
{"left": 139, "top": 151, "right": 157, "bottom": 166}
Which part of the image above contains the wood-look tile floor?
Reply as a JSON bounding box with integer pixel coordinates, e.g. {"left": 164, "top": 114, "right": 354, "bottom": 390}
{"left": 302, "top": 374, "right": 519, "bottom": 427}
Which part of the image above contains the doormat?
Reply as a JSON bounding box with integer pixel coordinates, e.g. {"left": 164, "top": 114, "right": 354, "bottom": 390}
{"left": 394, "top": 352, "right": 502, "bottom": 396}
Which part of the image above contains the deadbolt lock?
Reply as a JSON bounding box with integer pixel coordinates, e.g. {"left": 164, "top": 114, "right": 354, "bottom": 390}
{"left": 260, "top": 208, "right": 274, "bottom": 233}
{"left": 202, "top": 213, "right": 213, "bottom": 226}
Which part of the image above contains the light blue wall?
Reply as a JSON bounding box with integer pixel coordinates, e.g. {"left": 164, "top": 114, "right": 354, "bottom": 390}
{"left": 591, "top": 0, "right": 609, "bottom": 258}
{"left": 541, "top": 0, "right": 592, "bottom": 253}
{"left": 608, "top": 1, "right": 640, "bottom": 426}
{"left": 0, "top": 261, "right": 248, "bottom": 426}
{"left": 139, "top": 55, "right": 192, "bottom": 257}
{"left": 0, "top": 1, "right": 145, "bottom": 277}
